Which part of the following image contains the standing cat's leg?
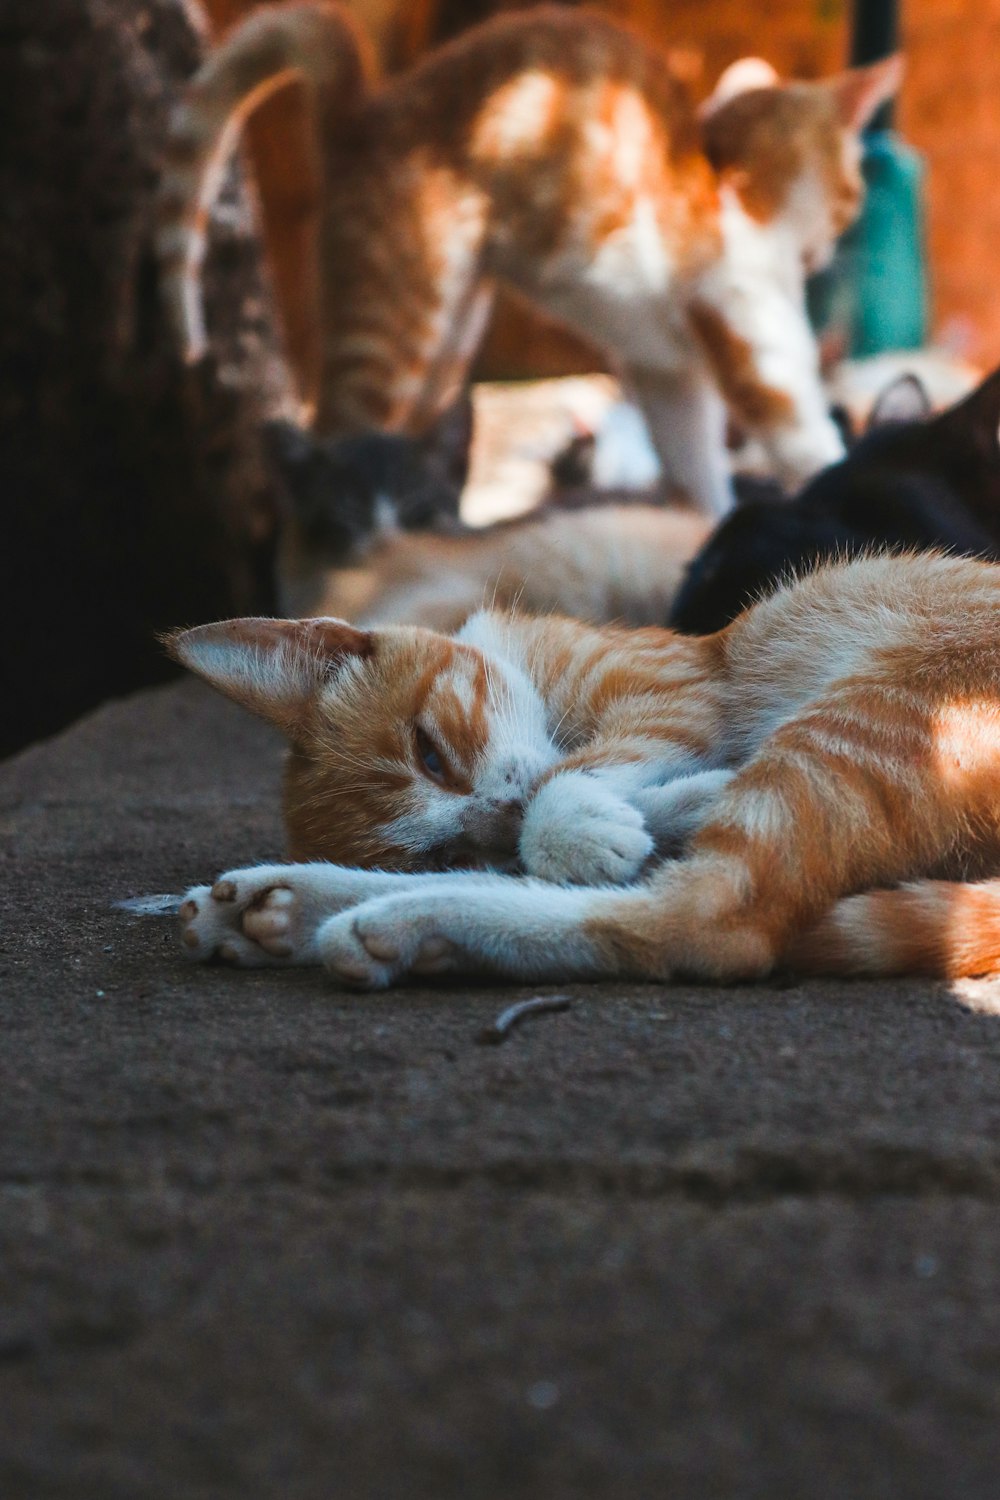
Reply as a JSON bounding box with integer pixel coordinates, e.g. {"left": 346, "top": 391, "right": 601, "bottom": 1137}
{"left": 316, "top": 267, "right": 494, "bottom": 437}
{"left": 316, "top": 171, "right": 494, "bottom": 438}
{"left": 625, "top": 365, "right": 733, "bottom": 518}
{"left": 685, "top": 276, "right": 844, "bottom": 491}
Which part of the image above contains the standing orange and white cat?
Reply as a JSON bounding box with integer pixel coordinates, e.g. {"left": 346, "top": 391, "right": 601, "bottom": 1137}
{"left": 171, "top": 552, "right": 1000, "bottom": 987}
{"left": 156, "top": 2, "right": 900, "bottom": 516}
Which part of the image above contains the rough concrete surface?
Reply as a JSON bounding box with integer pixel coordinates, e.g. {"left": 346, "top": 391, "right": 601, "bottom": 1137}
{"left": 5, "top": 680, "right": 1000, "bottom": 1498}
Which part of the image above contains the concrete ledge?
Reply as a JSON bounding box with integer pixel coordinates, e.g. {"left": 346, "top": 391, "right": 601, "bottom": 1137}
{"left": 4, "top": 681, "right": 1000, "bottom": 1497}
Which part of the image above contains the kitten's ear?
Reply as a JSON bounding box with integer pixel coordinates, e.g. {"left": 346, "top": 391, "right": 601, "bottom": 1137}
{"left": 165, "top": 617, "right": 373, "bottom": 736}
{"left": 701, "top": 57, "right": 779, "bottom": 118}
{"left": 829, "top": 54, "right": 903, "bottom": 133}
{"left": 939, "top": 365, "right": 1000, "bottom": 457}
{"left": 866, "top": 373, "right": 932, "bottom": 431}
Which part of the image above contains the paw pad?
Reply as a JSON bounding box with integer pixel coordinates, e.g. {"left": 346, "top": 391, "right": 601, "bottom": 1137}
{"left": 360, "top": 929, "right": 401, "bottom": 962}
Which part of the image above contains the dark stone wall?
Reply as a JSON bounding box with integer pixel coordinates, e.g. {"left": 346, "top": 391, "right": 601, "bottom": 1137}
{"left": 0, "top": 0, "right": 292, "bottom": 757}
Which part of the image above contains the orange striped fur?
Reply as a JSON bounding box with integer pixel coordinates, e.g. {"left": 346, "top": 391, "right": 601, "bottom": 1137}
{"left": 156, "top": 2, "right": 899, "bottom": 514}
{"left": 174, "top": 553, "right": 1000, "bottom": 983}
{"left": 293, "top": 501, "right": 713, "bottom": 632}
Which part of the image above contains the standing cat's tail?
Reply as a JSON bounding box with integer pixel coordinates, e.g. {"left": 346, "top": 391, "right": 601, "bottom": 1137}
{"left": 787, "top": 880, "right": 1000, "bottom": 979}
{"left": 156, "top": 0, "right": 373, "bottom": 362}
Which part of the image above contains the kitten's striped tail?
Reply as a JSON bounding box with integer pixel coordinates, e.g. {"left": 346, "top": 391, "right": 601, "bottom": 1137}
{"left": 156, "top": 1, "right": 372, "bottom": 362}
{"left": 788, "top": 880, "right": 1000, "bottom": 979}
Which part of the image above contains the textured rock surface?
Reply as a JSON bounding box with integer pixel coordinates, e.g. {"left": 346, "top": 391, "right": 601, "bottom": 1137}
{"left": 1, "top": 0, "right": 291, "bottom": 757}
{"left": 4, "top": 681, "right": 1000, "bottom": 1496}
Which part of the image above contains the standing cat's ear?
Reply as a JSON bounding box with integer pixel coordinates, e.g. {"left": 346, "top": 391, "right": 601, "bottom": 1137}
{"left": 700, "top": 57, "right": 779, "bottom": 119}
{"left": 866, "top": 373, "right": 932, "bottom": 432}
{"left": 829, "top": 55, "right": 903, "bottom": 133}
{"left": 937, "top": 365, "right": 1000, "bottom": 458}
{"left": 164, "top": 617, "right": 373, "bottom": 736}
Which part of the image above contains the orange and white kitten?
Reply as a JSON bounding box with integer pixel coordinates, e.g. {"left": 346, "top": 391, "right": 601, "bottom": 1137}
{"left": 172, "top": 552, "right": 1000, "bottom": 987}
{"left": 157, "top": 2, "right": 899, "bottom": 516}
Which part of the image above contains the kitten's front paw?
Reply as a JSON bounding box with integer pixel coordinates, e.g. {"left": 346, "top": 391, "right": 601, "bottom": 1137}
{"left": 178, "top": 865, "right": 329, "bottom": 966}
{"left": 520, "top": 772, "right": 653, "bottom": 886}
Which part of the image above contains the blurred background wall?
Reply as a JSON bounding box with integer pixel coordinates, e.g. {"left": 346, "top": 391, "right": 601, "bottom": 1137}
{"left": 203, "top": 0, "right": 1000, "bottom": 388}
{"left": 901, "top": 0, "right": 1000, "bottom": 363}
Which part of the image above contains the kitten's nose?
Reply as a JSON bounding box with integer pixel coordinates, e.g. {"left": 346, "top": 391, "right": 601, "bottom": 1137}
{"left": 492, "top": 797, "right": 525, "bottom": 832}
{"left": 485, "top": 798, "right": 524, "bottom": 854}
{"left": 459, "top": 798, "right": 525, "bottom": 857}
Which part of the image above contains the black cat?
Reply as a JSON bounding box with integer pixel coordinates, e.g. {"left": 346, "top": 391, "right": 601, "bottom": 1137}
{"left": 265, "top": 393, "right": 473, "bottom": 564}
{"left": 267, "top": 389, "right": 665, "bottom": 571}
{"left": 670, "top": 367, "right": 1000, "bottom": 634}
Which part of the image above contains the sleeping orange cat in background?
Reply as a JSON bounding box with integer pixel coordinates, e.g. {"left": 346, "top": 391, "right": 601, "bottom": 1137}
{"left": 156, "top": 1, "right": 899, "bottom": 516}
{"left": 170, "top": 552, "right": 1000, "bottom": 988}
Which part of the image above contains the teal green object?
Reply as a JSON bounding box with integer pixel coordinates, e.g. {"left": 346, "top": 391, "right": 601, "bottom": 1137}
{"left": 808, "top": 128, "right": 928, "bottom": 355}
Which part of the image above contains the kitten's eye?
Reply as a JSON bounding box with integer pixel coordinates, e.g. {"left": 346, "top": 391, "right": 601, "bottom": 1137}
{"left": 415, "top": 726, "right": 448, "bottom": 783}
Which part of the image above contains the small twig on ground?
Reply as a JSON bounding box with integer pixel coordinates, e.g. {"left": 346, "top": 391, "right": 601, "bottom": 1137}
{"left": 476, "top": 995, "right": 572, "bottom": 1045}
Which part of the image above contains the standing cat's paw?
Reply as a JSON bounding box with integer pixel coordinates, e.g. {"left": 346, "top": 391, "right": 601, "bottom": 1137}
{"left": 770, "top": 415, "right": 844, "bottom": 488}
{"left": 177, "top": 865, "right": 332, "bottom": 966}
{"left": 519, "top": 772, "right": 653, "bottom": 886}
